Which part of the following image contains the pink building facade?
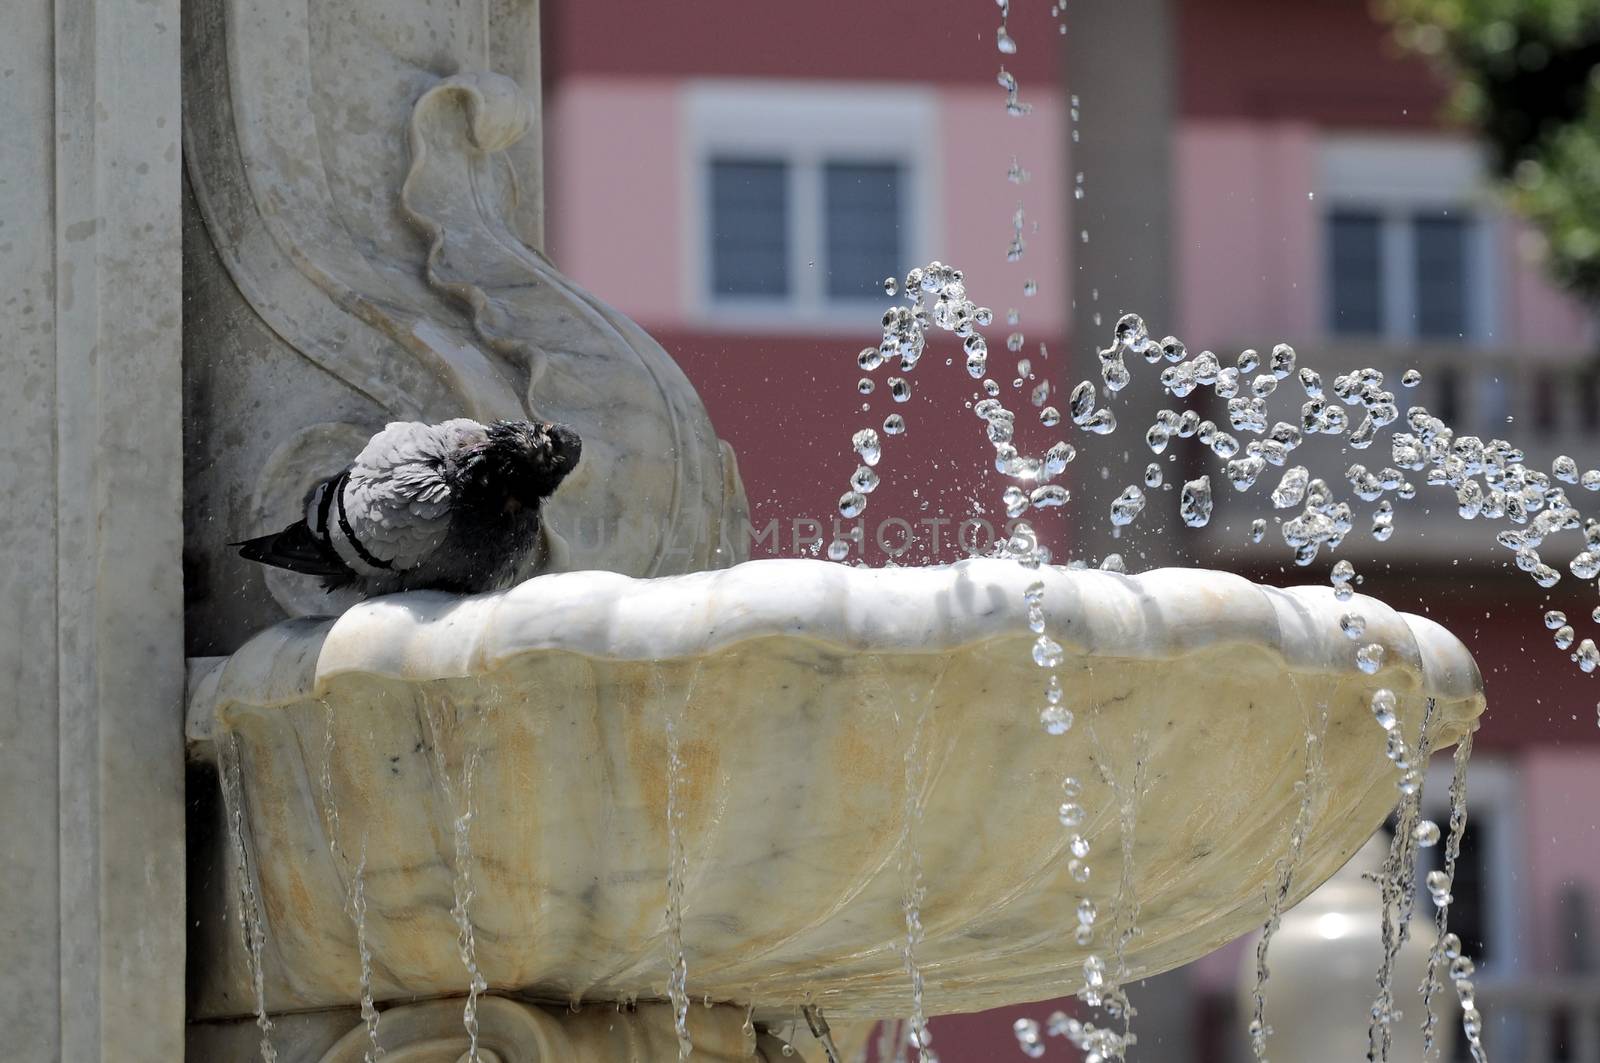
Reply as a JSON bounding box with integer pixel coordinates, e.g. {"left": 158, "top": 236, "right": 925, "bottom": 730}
{"left": 542, "top": 1, "right": 1600, "bottom": 1056}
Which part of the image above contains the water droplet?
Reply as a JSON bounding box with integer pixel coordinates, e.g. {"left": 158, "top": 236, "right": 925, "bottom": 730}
{"left": 852, "top": 428, "right": 881, "bottom": 466}
{"left": 1341, "top": 613, "right": 1366, "bottom": 640}
{"left": 1180, "top": 476, "right": 1214, "bottom": 527}
{"left": 1040, "top": 704, "right": 1074, "bottom": 735}
{"left": 884, "top": 276, "right": 898, "bottom": 297}
{"left": 1357, "top": 643, "right": 1385, "bottom": 675}
{"left": 1031, "top": 485, "right": 1070, "bottom": 509}
{"left": 1033, "top": 635, "right": 1064, "bottom": 668}
{"left": 1414, "top": 820, "right": 1441, "bottom": 847}
{"left": 882, "top": 414, "right": 906, "bottom": 436}
{"left": 1370, "top": 688, "right": 1397, "bottom": 730}
{"left": 1110, "top": 485, "right": 1146, "bottom": 526}
{"left": 838, "top": 490, "right": 866, "bottom": 519}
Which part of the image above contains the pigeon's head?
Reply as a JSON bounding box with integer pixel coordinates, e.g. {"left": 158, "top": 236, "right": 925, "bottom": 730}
{"left": 479, "top": 419, "right": 583, "bottom": 508}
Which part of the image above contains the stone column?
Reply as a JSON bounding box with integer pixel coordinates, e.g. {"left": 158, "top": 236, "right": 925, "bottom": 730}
{"left": 1064, "top": 0, "right": 1183, "bottom": 567}
{"left": 0, "top": 0, "right": 186, "bottom": 1058}
{"left": 1064, "top": 5, "right": 1197, "bottom": 1058}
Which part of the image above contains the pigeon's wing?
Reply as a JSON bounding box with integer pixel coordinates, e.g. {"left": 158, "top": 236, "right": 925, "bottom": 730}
{"left": 335, "top": 420, "right": 487, "bottom": 573}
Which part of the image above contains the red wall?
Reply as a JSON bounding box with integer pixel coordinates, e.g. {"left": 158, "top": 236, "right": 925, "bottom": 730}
{"left": 1177, "top": 0, "right": 1448, "bottom": 127}
{"left": 658, "top": 328, "right": 1073, "bottom": 568}
{"left": 543, "top": 0, "right": 1063, "bottom": 87}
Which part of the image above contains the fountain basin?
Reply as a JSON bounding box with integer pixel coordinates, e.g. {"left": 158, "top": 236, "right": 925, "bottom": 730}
{"left": 186, "top": 558, "right": 1483, "bottom": 1022}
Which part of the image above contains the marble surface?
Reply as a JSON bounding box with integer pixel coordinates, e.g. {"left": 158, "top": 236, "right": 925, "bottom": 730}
{"left": 182, "top": 0, "right": 748, "bottom": 652}
{"left": 187, "top": 558, "right": 1484, "bottom": 1023}
{"left": 188, "top": 1000, "right": 801, "bottom": 1062}
{"left": 0, "top": 0, "right": 187, "bottom": 1057}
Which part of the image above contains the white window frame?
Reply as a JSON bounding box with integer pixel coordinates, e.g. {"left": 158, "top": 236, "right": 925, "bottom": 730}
{"left": 1420, "top": 753, "right": 1523, "bottom": 981}
{"left": 1318, "top": 135, "right": 1501, "bottom": 345}
{"left": 683, "top": 80, "right": 938, "bottom": 333}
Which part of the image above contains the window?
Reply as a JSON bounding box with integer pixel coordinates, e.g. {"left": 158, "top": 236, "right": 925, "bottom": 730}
{"left": 1328, "top": 210, "right": 1384, "bottom": 336}
{"left": 1326, "top": 209, "right": 1475, "bottom": 340}
{"left": 823, "top": 162, "right": 904, "bottom": 301}
{"left": 687, "top": 82, "right": 934, "bottom": 328}
{"left": 705, "top": 157, "right": 905, "bottom": 307}
{"left": 1414, "top": 213, "right": 1469, "bottom": 339}
{"left": 1319, "top": 137, "right": 1499, "bottom": 344}
{"left": 709, "top": 159, "right": 790, "bottom": 297}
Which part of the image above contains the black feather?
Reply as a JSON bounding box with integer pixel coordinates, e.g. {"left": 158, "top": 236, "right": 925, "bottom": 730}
{"left": 234, "top": 521, "right": 354, "bottom": 580}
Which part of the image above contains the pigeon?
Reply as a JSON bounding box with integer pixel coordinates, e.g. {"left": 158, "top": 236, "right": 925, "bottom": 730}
{"left": 236, "top": 418, "right": 581, "bottom": 596}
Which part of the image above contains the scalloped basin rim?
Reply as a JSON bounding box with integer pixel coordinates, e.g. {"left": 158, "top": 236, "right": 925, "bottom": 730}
{"left": 186, "top": 558, "right": 1486, "bottom": 1019}
{"left": 190, "top": 559, "right": 1484, "bottom": 733}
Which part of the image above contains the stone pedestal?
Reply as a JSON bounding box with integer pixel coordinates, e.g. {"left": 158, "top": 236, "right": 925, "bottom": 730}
{"left": 0, "top": 0, "right": 186, "bottom": 1057}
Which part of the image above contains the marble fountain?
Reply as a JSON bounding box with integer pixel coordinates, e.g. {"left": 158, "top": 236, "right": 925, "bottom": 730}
{"left": 184, "top": 560, "right": 1483, "bottom": 1060}
{"left": 165, "top": 0, "right": 1488, "bottom": 1059}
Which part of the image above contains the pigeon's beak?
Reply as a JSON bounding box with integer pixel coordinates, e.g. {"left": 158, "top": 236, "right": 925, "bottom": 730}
{"left": 546, "top": 422, "right": 582, "bottom": 478}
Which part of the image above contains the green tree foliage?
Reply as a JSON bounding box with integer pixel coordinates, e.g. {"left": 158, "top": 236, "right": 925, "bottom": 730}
{"left": 1382, "top": 0, "right": 1600, "bottom": 303}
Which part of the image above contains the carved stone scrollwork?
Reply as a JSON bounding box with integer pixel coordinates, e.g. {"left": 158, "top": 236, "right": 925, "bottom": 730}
{"left": 315, "top": 999, "right": 792, "bottom": 1062}
{"left": 182, "top": 0, "right": 748, "bottom": 647}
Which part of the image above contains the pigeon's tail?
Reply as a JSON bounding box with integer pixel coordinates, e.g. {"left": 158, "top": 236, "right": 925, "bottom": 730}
{"left": 234, "top": 521, "right": 355, "bottom": 585}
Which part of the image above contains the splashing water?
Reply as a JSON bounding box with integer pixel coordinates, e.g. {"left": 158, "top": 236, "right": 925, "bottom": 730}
{"left": 219, "top": 733, "right": 278, "bottom": 1063}
{"left": 421, "top": 697, "right": 487, "bottom": 1063}
{"left": 1248, "top": 698, "right": 1329, "bottom": 1061}
{"left": 318, "top": 706, "right": 383, "bottom": 1060}
{"left": 834, "top": 263, "right": 1523, "bottom": 1055}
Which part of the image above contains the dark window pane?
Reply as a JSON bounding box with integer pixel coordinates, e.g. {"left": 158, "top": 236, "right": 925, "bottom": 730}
{"left": 1328, "top": 211, "right": 1384, "bottom": 336}
{"left": 1449, "top": 819, "right": 1491, "bottom": 965}
{"left": 1415, "top": 212, "right": 1469, "bottom": 340}
{"left": 824, "top": 161, "right": 902, "bottom": 300}
{"left": 710, "top": 159, "right": 789, "bottom": 297}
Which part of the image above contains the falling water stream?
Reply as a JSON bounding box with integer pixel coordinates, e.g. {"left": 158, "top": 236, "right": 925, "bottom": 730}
{"left": 218, "top": 733, "right": 278, "bottom": 1063}
{"left": 897, "top": 674, "right": 940, "bottom": 1063}
{"left": 660, "top": 667, "right": 696, "bottom": 1061}
{"left": 318, "top": 705, "right": 384, "bottom": 1061}
{"left": 1428, "top": 733, "right": 1488, "bottom": 1062}
{"left": 1368, "top": 696, "right": 1438, "bottom": 1061}
{"left": 421, "top": 694, "right": 488, "bottom": 1063}
{"left": 1248, "top": 697, "right": 1329, "bottom": 1061}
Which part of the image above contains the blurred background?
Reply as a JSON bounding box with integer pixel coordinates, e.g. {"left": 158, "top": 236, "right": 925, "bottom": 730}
{"left": 539, "top": 1, "right": 1600, "bottom": 1058}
